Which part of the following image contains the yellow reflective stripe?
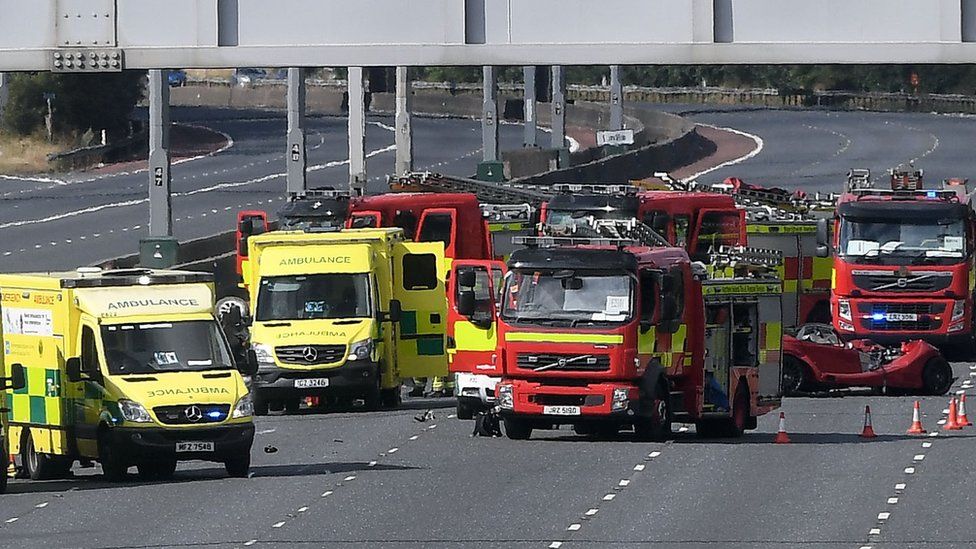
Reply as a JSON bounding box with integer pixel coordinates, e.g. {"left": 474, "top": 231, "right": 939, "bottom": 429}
{"left": 812, "top": 257, "right": 832, "bottom": 282}
{"left": 703, "top": 283, "right": 782, "bottom": 296}
{"left": 489, "top": 222, "right": 530, "bottom": 232}
{"left": 747, "top": 224, "right": 816, "bottom": 234}
{"left": 455, "top": 320, "right": 497, "bottom": 352}
{"left": 505, "top": 332, "right": 624, "bottom": 344}
{"left": 638, "top": 326, "right": 656, "bottom": 354}
{"left": 765, "top": 321, "right": 782, "bottom": 351}
{"left": 783, "top": 279, "right": 799, "bottom": 293}
{"left": 831, "top": 268, "right": 837, "bottom": 290}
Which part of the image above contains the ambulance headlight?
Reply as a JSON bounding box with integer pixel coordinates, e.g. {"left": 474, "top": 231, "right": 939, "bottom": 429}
{"left": 232, "top": 393, "right": 254, "bottom": 418}
{"left": 348, "top": 339, "right": 373, "bottom": 361}
{"left": 498, "top": 384, "right": 514, "bottom": 409}
{"left": 611, "top": 388, "right": 630, "bottom": 412}
{"left": 837, "top": 300, "right": 852, "bottom": 321}
{"left": 952, "top": 300, "right": 966, "bottom": 321}
{"left": 119, "top": 399, "right": 153, "bottom": 423}
{"left": 253, "top": 343, "right": 276, "bottom": 366}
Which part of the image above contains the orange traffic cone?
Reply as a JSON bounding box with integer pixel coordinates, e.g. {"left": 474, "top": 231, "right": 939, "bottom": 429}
{"left": 860, "top": 405, "right": 877, "bottom": 439}
{"left": 906, "top": 401, "right": 926, "bottom": 435}
{"left": 774, "top": 412, "right": 791, "bottom": 444}
{"left": 944, "top": 397, "right": 963, "bottom": 431}
{"left": 958, "top": 394, "right": 972, "bottom": 428}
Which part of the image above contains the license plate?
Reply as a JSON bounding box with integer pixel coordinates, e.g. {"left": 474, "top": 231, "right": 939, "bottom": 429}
{"left": 176, "top": 441, "right": 214, "bottom": 453}
{"left": 295, "top": 378, "right": 330, "bottom": 389}
{"left": 886, "top": 313, "right": 917, "bottom": 322}
{"left": 543, "top": 405, "right": 581, "bottom": 416}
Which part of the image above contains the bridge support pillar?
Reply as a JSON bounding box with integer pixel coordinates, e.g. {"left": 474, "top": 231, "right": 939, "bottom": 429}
{"left": 0, "top": 73, "right": 8, "bottom": 123}
{"left": 609, "top": 65, "right": 624, "bottom": 130}
{"left": 286, "top": 67, "right": 308, "bottom": 194}
{"left": 348, "top": 67, "right": 367, "bottom": 194}
{"left": 478, "top": 65, "right": 504, "bottom": 181}
{"left": 550, "top": 65, "right": 569, "bottom": 168}
{"left": 523, "top": 66, "right": 538, "bottom": 147}
{"left": 394, "top": 66, "right": 413, "bottom": 177}
{"left": 142, "top": 69, "right": 178, "bottom": 268}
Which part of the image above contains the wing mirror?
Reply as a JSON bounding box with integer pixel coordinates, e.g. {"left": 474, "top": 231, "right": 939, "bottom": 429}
{"left": 384, "top": 299, "right": 403, "bottom": 323}
{"left": 5, "top": 363, "right": 25, "bottom": 391}
{"left": 457, "top": 289, "right": 477, "bottom": 317}
{"left": 239, "top": 349, "right": 259, "bottom": 377}
{"left": 456, "top": 269, "right": 477, "bottom": 289}
{"left": 65, "top": 358, "right": 83, "bottom": 383}
{"left": 816, "top": 218, "right": 830, "bottom": 257}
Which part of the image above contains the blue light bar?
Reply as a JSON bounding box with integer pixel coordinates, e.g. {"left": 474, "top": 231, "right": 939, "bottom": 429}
{"left": 871, "top": 313, "right": 885, "bottom": 321}
{"left": 207, "top": 411, "right": 224, "bottom": 419}
{"left": 927, "top": 191, "right": 937, "bottom": 198}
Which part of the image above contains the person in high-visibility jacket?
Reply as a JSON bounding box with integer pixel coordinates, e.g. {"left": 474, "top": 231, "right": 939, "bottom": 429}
{"left": 431, "top": 375, "right": 455, "bottom": 398}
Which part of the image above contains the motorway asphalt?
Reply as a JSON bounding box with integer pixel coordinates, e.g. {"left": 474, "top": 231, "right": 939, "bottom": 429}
{"left": 0, "top": 106, "right": 544, "bottom": 272}
{"left": 4, "top": 105, "right": 976, "bottom": 548}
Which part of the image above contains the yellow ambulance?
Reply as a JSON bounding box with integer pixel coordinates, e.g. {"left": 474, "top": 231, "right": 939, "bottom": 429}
{"left": 0, "top": 268, "right": 256, "bottom": 481}
{"left": 245, "top": 228, "right": 447, "bottom": 413}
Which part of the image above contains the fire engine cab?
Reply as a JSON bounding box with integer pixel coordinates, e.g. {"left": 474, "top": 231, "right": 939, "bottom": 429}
{"left": 818, "top": 167, "right": 976, "bottom": 348}
{"left": 450, "top": 223, "right": 784, "bottom": 439}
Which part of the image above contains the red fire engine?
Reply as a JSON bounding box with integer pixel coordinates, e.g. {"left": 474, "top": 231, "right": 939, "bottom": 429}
{"left": 451, "top": 224, "right": 784, "bottom": 439}
{"left": 818, "top": 167, "right": 976, "bottom": 349}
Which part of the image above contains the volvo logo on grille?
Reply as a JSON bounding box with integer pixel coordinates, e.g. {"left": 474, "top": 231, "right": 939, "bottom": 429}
{"left": 184, "top": 405, "right": 203, "bottom": 422}
{"left": 897, "top": 278, "right": 908, "bottom": 288}
{"left": 302, "top": 346, "right": 318, "bottom": 362}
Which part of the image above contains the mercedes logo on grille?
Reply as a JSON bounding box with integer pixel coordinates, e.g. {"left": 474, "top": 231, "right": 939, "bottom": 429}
{"left": 184, "top": 405, "right": 203, "bottom": 423}
{"left": 302, "top": 346, "right": 318, "bottom": 362}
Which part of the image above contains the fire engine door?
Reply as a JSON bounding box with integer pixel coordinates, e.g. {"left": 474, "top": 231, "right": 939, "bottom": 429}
{"left": 703, "top": 302, "right": 732, "bottom": 411}
{"left": 392, "top": 242, "right": 449, "bottom": 379}
{"left": 757, "top": 294, "right": 784, "bottom": 401}
{"left": 447, "top": 260, "right": 506, "bottom": 375}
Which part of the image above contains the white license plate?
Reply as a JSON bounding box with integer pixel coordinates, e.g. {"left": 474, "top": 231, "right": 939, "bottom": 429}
{"left": 295, "top": 378, "right": 330, "bottom": 389}
{"left": 543, "top": 405, "right": 581, "bottom": 416}
{"left": 886, "top": 313, "right": 917, "bottom": 322}
{"left": 176, "top": 441, "right": 214, "bottom": 453}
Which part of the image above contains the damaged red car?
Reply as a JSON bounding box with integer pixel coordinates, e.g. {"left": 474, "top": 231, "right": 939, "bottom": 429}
{"left": 782, "top": 324, "right": 953, "bottom": 396}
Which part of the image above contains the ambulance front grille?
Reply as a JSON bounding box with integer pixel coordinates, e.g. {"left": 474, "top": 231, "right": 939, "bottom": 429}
{"left": 275, "top": 345, "right": 346, "bottom": 366}
{"left": 153, "top": 404, "right": 231, "bottom": 425}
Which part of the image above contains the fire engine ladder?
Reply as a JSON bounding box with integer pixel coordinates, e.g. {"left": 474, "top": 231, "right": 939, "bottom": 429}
{"left": 584, "top": 218, "right": 671, "bottom": 247}
{"left": 388, "top": 171, "right": 551, "bottom": 205}
{"left": 708, "top": 245, "right": 783, "bottom": 279}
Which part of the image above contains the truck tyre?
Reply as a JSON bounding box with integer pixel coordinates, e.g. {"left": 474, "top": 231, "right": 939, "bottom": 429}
{"left": 98, "top": 431, "right": 127, "bottom": 481}
{"left": 284, "top": 398, "right": 302, "bottom": 414}
{"left": 225, "top": 455, "right": 251, "bottom": 478}
{"left": 137, "top": 459, "right": 177, "bottom": 481}
{"left": 363, "top": 379, "right": 383, "bottom": 411}
{"left": 253, "top": 394, "right": 270, "bottom": 416}
{"left": 922, "top": 357, "right": 953, "bottom": 396}
{"left": 634, "top": 379, "right": 671, "bottom": 442}
{"left": 21, "top": 432, "right": 61, "bottom": 481}
{"left": 381, "top": 387, "right": 402, "bottom": 409}
{"left": 781, "top": 355, "right": 811, "bottom": 396}
{"left": 0, "top": 451, "right": 8, "bottom": 493}
{"left": 726, "top": 383, "right": 750, "bottom": 438}
{"left": 456, "top": 400, "right": 474, "bottom": 420}
{"left": 503, "top": 417, "right": 532, "bottom": 440}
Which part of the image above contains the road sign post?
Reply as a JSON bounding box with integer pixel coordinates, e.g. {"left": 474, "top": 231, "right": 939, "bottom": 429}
{"left": 394, "top": 66, "right": 413, "bottom": 176}
{"left": 141, "top": 69, "right": 178, "bottom": 268}
{"left": 286, "top": 67, "right": 307, "bottom": 194}
{"left": 348, "top": 67, "right": 367, "bottom": 193}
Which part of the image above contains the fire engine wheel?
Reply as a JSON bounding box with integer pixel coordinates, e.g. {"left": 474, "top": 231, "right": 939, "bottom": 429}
{"left": 137, "top": 459, "right": 177, "bottom": 481}
{"left": 503, "top": 417, "right": 533, "bottom": 440}
{"left": 253, "top": 394, "right": 270, "bottom": 416}
{"left": 728, "top": 384, "right": 750, "bottom": 438}
{"left": 781, "top": 356, "right": 811, "bottom": 396}
{"left": 381, "top": 387, "right": 402, "bottom": 409}
{"left": 921, "top": 357, "right": 953, "bottom": 396}
{"left": 456, "top": 401, "right": 475, "bottom": 420}
{"left": 634, "top": 381, "right": 671, "bottom": 442}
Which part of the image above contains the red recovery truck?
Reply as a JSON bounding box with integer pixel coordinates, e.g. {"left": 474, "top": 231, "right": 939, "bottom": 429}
{"left": 818, "top": 168, "right": 976, "bottom": 349}
{"left": 451, "top": 227, "right": 784, "bottom": 440}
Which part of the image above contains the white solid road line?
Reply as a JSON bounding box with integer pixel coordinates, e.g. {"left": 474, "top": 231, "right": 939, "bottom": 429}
{"left": 680, "top": 123, "right": 765, "bottom": 184}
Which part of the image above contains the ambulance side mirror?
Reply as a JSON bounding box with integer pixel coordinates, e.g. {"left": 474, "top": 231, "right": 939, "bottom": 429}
{"left": 240, "top": 350, "right": 259, "bottom": 377}
{"left": 65, "top": 358, "right": 83, "bottom": 383}
{"left": 384, "top": 300, "right": 402, "bottom": 323}
{"left": 5, "top": 363, "right": 25, "bottom": 391}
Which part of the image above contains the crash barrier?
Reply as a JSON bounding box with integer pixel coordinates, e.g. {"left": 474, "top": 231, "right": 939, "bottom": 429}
{"left": 46, "top": 124, "right": 147, "bottom": 172}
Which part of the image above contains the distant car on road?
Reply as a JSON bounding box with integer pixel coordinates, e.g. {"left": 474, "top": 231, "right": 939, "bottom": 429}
{"left": 168, "top": 69, "right": 187, "bottom": 87}
{"left": 233, "top": 68, "right": 267, "bottom": 87}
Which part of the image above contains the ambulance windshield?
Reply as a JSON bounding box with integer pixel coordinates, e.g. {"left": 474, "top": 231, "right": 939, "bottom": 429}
{"left": 101, "top": 320, "right": 234, "bottom": 375}
{"left": 256, "top": 273, "right": 372, "bottom": 321}
{"left": 501, "top": 269, "right": 634, "bottom": 326}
